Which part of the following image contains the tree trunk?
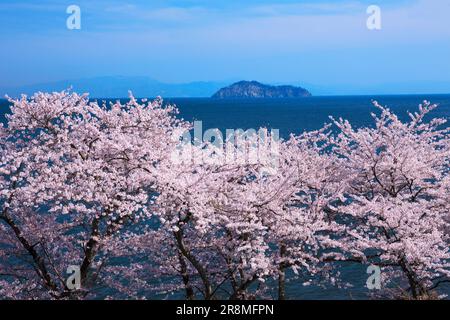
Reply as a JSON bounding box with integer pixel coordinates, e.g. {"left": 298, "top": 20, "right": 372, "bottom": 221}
{"left": 174, "top": 229, "right": 213, "bottom": 299}
{"left": 229, "top": 274, "right": 258, "bottom": 300}
{"left": 0, "top": 212, "right": 58, "bottom": 292}
{"left": 278, "top": 243, "right": 287, "bottom": 300}
{"left": 80, "top": 218, "right": 100, "bottom": 286}
{"left": 399, "top": 258, "right": 426, "bottom": 299}
{"left": 178, "top": 250, "right": 195, "bottom": 300}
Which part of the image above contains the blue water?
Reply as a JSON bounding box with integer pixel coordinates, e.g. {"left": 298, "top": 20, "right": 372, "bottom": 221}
{"left": 1, "top": 95, "right": 449, "bottom": 299}
{"left": 2, "top": 95, "right": 450, "bottom": 136}
{"left": 165, "top": 95, "right": 450, "bottom": 139}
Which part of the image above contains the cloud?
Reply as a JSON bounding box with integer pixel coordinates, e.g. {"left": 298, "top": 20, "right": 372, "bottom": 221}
{"left": 247, "top": 1, "right": 366, "bottom": 16}
{"left": 119, "top": 6, "right": 212, "bottom": 23}
{"left": 81, "top": 0, "right": 450, "bottom": 46}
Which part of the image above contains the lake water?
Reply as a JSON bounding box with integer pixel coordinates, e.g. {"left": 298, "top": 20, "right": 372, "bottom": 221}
{"left": 1, "top": 95, "right": 449, "bottom": 299}
{"left": 165, "top": 95, "right": 450, "bottom": 138}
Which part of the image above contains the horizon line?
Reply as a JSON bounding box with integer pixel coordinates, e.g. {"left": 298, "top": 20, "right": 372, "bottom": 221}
{"left": 2, "top": 92, "right": 450, "bottom": 100}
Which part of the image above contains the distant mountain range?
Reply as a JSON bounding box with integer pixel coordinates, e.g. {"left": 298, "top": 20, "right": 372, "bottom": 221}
{"left": 1, "top": 76, "right": 449, "bottom": 98}
{"left": 212, "top": 81, "right": 311, "bottom": 99}
{"left": 0, "top": 76, "right": 227, "bottom": 98}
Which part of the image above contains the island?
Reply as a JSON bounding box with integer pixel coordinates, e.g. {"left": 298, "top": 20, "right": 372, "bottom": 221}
{"left": 211, "top": 80, "right": 312, "bottom": 99}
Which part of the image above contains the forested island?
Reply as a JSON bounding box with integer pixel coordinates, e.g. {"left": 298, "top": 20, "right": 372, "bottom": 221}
{"left": 212, "top": 81, "right": 312, "bottom": 99}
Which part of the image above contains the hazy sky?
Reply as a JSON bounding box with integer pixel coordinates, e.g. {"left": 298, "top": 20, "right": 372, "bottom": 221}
{"left": 1, "top": 0, "right": 450, "bottom": 93}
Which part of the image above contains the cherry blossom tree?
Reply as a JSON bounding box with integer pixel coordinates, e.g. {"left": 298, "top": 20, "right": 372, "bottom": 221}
{"left": 135, "top": 127, "right": 349, "bottom": 300}
{"left": 330, "top": 101, "right": 450, "bottom": 299}
{"left": 0, "top": 90, "right": 188, "bottom": 299}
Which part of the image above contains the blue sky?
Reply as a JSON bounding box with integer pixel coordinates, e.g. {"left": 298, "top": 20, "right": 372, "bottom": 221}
{"left": 1, "top": 0, "right": 450, "bottom": 94}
